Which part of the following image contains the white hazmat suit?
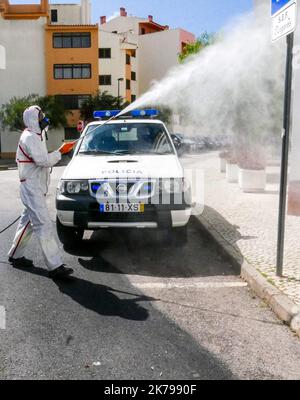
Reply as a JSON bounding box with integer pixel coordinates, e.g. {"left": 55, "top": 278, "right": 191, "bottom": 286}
{"left": 8, "top": 106, "right": 63, "bottom": 271}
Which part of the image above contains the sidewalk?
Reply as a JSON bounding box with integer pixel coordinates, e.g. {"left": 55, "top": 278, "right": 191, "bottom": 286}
{"left": 183, "top": 152, "right": 300, "bottom": 307}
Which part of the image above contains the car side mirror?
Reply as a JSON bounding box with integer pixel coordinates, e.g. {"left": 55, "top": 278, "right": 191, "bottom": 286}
{"left": 172, "top": 137, "right": 180, "bottom": 148}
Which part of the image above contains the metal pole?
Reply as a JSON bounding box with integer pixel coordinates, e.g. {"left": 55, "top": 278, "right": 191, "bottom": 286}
{"left": 276, "top": 32, "right": 294, "bottom": 276}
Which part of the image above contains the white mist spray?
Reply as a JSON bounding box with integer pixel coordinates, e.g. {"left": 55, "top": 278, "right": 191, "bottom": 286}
{"left": 120, "top": 5, "right": 285, "bottom": 145}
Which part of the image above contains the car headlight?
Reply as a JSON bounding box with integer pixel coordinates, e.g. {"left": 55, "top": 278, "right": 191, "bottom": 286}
{"left": 59, "top": 180, "right": 89, "bottom": 195}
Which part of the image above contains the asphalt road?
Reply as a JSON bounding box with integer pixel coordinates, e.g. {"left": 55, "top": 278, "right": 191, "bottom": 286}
{"left": 0, "top": 159, "right": 300, "bottom": 380}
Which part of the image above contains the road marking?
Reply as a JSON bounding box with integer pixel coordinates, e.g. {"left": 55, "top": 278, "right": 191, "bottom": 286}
{"left": 131, "top": 281, "right": 248, "bottom": 290}
{"left": 0, "top": 306, "right": 6, "bottom": 330}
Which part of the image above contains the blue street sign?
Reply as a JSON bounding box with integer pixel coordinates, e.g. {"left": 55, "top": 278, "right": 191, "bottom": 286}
{"left": 272, "top": 0, "right": 293, "bottom": 16}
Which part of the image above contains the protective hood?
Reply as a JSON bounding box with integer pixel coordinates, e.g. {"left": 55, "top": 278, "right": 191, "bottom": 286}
{"left": 23, "top": 105, "right": 42, "bottom": 134}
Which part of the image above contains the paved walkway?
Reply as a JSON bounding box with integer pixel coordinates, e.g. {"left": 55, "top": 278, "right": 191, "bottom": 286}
{"left": 182, "top": 152, "right": 300, "bottom": 307}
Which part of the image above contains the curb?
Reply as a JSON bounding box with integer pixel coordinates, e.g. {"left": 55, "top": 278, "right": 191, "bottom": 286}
{"left": 0, "top": 165, "right": 16, "bottom": 171}
{"left": 193, "top": 215, "right": 300, "bottom": 338}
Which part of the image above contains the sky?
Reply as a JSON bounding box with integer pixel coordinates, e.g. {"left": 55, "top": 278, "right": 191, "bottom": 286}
{"left": 10, "top": 0, "right": 254, "bottom": 36}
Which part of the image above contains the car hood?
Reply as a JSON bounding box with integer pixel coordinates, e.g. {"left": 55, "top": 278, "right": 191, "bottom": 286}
{"left": 62, "top": 154, "right": 183, "bottom": 180}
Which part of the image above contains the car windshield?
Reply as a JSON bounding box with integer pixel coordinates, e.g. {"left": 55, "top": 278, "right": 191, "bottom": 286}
{"left": 79, "top": 123, "right": 174, "bottom": 155}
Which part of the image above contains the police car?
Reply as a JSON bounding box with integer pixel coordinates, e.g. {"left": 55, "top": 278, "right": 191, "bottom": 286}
{"left": 56, "top": 110, "right": 192, "bottom": 246}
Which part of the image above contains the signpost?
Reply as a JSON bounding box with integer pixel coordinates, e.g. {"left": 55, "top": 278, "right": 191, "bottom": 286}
{"left": 272, "top": 0, "right": 298, "bottom": 276}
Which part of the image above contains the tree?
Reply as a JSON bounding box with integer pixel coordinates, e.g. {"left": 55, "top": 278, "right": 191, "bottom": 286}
{"left": 0, "top": 94, "right": 67, "bottom": 131}
{"left": 80, "top": 91, "right": 124, "bottom": 122}
{"left": 179, "top": 32, "right": 215, "bottom": 63}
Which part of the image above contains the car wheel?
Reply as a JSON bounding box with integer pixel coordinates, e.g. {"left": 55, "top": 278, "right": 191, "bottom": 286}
{"left": 56, "top": 217, "right": 84, "bottom": 247}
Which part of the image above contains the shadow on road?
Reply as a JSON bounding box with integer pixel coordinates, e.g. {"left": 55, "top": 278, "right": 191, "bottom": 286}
{"left": 12, "top": 265, "right": 152, "bottom": 321}
{"left": 54, "top": 277, "right": 152, "bottom": 321}
{"left": 62, "top": 217, "right": 242, "bottom": 278}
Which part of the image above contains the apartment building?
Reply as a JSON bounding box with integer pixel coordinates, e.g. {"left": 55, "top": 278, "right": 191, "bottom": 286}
{"left": 0, "top": 1, "right": 196, "bottom": 157}
{"left": 0, "top": 0, "right": 98, "bottom": 156}
{"left": 0, "top": 0, "right": 49, "bottom": 157}
{"left": 0, "top": 0, "right": 48, "bottom": 106}
{"left": 46, "top": 1, "right": 98, "bottom": 138}
{"left": 98, "top": 7, "right": 195, "bottom": 102}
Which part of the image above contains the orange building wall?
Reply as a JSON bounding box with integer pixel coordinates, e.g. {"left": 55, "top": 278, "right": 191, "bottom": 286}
{"left": 0, "top": 0, "right": 48, "bottom": 19}
{"left": 45, "top": 25, "right": 99, "bottom": 97}
{"left": 139, "top": 22, "right": 167, "bottom": 35}
{"left": 45, "top": 25, "right": 99, "bottom": 126}
{"left": 125, "top": 50, "right": 132, "bottom": 103}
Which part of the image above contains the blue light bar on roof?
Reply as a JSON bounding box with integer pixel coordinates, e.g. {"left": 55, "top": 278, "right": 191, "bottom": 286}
{"left": 93, "top": 109, "right": 159, "bottom": 119}
{"left": 131, "top": 109, "right": 159, "bottom": 117}
{"left": 93, "top": 110, "right": 120, "bottom": 119}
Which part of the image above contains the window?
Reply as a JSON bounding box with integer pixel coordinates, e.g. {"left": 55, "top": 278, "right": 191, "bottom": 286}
{"left": 51, "top": 9, "right": 58, "bottom": 23}
{"left": 141, "top": 28, "right": 146, "bottom": 35}
{"left": 131, "top": 71, "right": 136, "bottom": 81}
{"left": 79, "top": 123, "right": 174, "bottom": 155}
{"left": 99, "top": 48, "right": 111, "bottom": 58}
{"left": 56, "top": 95, "right": 91, "bottom": 110}
{"left": 99, "top": 75, "right": 112, "bottom": 85}
{"left": 131, "top": 95, "right": 136, "bottom": 103}
{"left": 126, "top": 79, "right": 131, "bottom": 90}
{"left": 126, "top": 54, "right": 131, "bottom": 65}
{"left": 54, "top": 64, "right": 91, "bottom": 79}
{"left": 53, "top": 33, "right": 91, "bottom": 49}
{"left": 131, "top": 50, "right": 136, "bottom": 58}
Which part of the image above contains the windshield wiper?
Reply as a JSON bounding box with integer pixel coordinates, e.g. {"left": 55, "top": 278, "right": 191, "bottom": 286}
{"left": 144, "top": 150, "right": 173, "bottom": 155}
{"left": 79, "top": 150, "right": 116, "bottom": 155}
{"left": 111, "top": 150, "right": 139, "bottom": 155}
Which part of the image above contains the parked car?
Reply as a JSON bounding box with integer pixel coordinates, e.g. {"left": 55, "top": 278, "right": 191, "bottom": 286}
{"left": 171, "top": 134, "right": 197, "bottom": 154}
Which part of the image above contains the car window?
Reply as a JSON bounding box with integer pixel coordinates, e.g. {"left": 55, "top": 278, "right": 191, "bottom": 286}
{"left": 79, "top": 123, "right": 175, "bottom": 155}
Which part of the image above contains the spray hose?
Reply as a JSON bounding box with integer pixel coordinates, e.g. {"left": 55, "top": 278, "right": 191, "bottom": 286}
{"left": 0, "top": 216, "right": 21, "bottom": 235}
{"left": 73, "top": 112, "right": 123, "bottom": 145}
{"left": 0, "top": 113, "right": 122, "bottom": 236}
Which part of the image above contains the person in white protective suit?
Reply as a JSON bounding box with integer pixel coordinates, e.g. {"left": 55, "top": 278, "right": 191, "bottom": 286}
{"left": 8, "top": 105, "right": 75, "bottom": 279}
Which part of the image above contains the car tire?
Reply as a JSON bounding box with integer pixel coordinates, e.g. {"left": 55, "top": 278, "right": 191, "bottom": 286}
{"left": 56, "top": 217, "right": 84, "bottom": 247}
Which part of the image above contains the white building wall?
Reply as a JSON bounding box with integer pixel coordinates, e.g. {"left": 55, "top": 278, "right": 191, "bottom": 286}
{"left": 0, "top": 17, "right": 47, "bottom": 106}
{"left": 0, "top": 128, "right": 64, "bottom": 155}
{"left": 101, "top": 16, "right": 142, "bottom": 35}
{"left": 50, "top": 0, "right": 91, "bottom": 25}
{"left": 50, "top": 4, "right": 81, "bottom": 25}
{"left": 99, "top": 31, "right": 127, "bottom": 98}
{"left": 131, "top": 55, "right": 138, "bottom": 97}
{"left": 138, "top": 29, "right": 181, "bottom": 95}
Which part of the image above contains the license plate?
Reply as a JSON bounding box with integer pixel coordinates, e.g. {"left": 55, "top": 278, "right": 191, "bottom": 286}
{"left": 100, "top": 203, "right": 145, "bottom": 213}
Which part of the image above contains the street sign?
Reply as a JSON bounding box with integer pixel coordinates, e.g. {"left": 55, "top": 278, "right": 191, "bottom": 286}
{"left": 272, "top": 0, "right": 293, "bottom": 16}
{"left": 272, "top": 1, "right": 298, "bottom": 41}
